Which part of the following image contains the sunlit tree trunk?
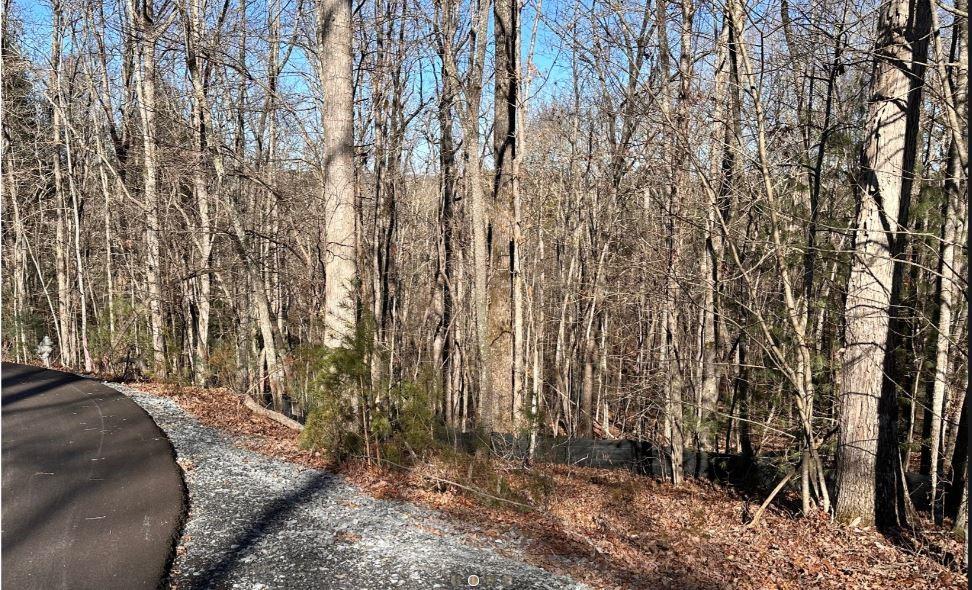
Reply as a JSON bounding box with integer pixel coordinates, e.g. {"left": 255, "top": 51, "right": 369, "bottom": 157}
{"left": 130, "top": 0, "right": 167, "bottom": 377}
{"left": 656, "top": 0, "right": 683, "bottom": 483}
{"left": 66, "top": 119, "right": 93, "bottom": 372}
{"left": 836, "top": 0, "right": 931, "bottom": 528}
{"left": 438, "top": 0, "right": 490, "bottom": 430}
{"left": 315, "top": 0, "right": 357, "bottom": 349}
{"left": 487, "top": 0, "right": 518, "bottom": 431}
{"left": 4, "top": 148, "right": 28, "bottom": 361}
{"left": 181, "top": 0, "right": 217, "bottom": 385}
{"left": 51, "top": 0, "right": 75, "bottom": 368}
{"left": 924, "top": 0, "right": 968, "bottom": 519}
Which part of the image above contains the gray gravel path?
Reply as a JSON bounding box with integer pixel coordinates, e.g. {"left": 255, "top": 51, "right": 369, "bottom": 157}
{"left": 108, "top": 383, "right": 585, "bottom": 590}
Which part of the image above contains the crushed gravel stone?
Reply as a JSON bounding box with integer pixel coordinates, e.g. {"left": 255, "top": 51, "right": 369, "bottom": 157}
{"left": 107, "top": 382, "right": 586, "bottom": 590}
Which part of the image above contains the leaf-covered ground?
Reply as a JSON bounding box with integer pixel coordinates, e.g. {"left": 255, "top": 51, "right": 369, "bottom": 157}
{"left": 123, "top": 381, "right": 967, "bottom": 590}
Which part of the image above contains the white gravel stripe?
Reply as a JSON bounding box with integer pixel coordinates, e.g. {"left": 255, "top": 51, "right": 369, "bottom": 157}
{"left": 107, "top": 383, "right": 586, "bottom": 590}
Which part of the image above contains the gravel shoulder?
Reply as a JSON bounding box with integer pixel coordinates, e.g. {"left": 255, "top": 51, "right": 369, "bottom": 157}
{"left": 108, "top": 383, "right": 584, "bottom": 590}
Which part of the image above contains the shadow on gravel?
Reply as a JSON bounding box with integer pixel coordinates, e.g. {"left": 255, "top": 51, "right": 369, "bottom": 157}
{"left": 188, "top": 472, "right": 337, "bottom": 589}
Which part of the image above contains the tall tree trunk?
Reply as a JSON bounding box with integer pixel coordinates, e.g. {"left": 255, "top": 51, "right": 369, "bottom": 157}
{"left": 926, "top": 142, "right": 966, "bottom": 516}
{"left": 709, "top": 9, "right": 743, "bottom": 456}
{"left": 488, "top": 0, "right": 518, "bottom": 431}
{"left": 656, "top": 0, "right": 684, "bottom": 483}
{"left": 130, "top": 0, "right": 167, "bottom": 377}
{"left": 369, "top": 0, "right": 405, "bottom": 395}
{"left": 438, "top": 0, "right": 490, "bottom": 430}
{"left": 315, "top": 0, "right": 357, "bottom": 349}
{"left": 66, "top": 125, "right": 93, "bottom": 372}
{"left": 183, "top": 0, "right": 215, "bottom": 385}
{"left": 835, "top": 0, "right": 931, "bottom": 528}
{"left": 434, "top": 0, "right": 459, "bottom": 425}
{"left": 511, "top": 5, "right": 526, "bottom": 432}
{"left": 924, "top": 0, "right": 968, "bottom": 520}
{"left": 92, "top": 130, "right": 116, "bottom": 352}
{"left": 5, "top": 148, "right": 29, "bottom": 361}
{"left": 51, "top": 0, "right": 75, "bottom": 368}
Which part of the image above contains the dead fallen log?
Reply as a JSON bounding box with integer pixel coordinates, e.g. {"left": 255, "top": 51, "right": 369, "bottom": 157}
{"left": 242, "top": 395, "right": 304, "bottom": 432}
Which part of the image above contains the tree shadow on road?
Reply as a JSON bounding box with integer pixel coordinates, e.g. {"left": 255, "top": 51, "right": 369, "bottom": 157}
{"left": 1, "top": 362, "right": 184, "bottom": 589}
{"left": 1, "top": 364, "right": 90, "bottom": 407}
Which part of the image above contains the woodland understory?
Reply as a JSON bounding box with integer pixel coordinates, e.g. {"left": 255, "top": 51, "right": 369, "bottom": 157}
{"left": 1, "top": 0, "right": 969, "bottom": 566}
{"left": 104, "top": 376, "right": 972, "bottom": 589}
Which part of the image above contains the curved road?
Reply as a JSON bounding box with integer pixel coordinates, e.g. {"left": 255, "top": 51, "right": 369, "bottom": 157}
{"left": 1, "top": 363, "right": 184, "bottom": 589}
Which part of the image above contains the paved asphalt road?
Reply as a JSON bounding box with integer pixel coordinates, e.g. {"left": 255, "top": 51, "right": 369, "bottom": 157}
{"left": 1, "top": 363, "right": 184, "bottom": 589}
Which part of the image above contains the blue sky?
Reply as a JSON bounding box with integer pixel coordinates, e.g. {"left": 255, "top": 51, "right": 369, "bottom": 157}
{"left": 10, "top": 0, "right": 590, "bottom": 99}
{"left": 8, "top": 0, "right": 739, "bottom": 173}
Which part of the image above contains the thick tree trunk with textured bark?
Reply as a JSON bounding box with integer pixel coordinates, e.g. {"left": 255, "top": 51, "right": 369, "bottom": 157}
{"left": 487, "top": 0, "right": 518, "bottom": 432}
{"left": 835, "top": 0, "right": 930, "bottom": 528}
{"left": 316, "top": 0, "right": 357, "bottom": 349}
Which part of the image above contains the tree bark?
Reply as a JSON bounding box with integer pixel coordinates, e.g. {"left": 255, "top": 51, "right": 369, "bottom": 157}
{"left": 51, "top": 0, "right": 75, "bottom": 368}
{"left": 836, "top": 0, "right": 931, "bottom": 528}
{"left": 488, "top": 0, "right": 518, "bottom": 432}
{"left": 924, "top": 0, "right": 968, "bottom": 519}
{"left": 181, "top": 0, "right": 216, "bottom": 385}
{"left": 315, "top": 0, "right": 357, "bottom": 349}
{"left": 130, "top": 0, "right": 167, "bottom": 377}
{"left": 437, "top": 0, "right": 490, "bottom": 430}
{"left": 656, "top": 0, "right": 684, "bottom": 483}
{"left": 433, "top": 0, "right": 460, "bottom": 425}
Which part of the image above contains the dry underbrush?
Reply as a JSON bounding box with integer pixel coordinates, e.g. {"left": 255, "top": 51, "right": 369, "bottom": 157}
{"left": 108, "top": 379, "right": 969, "bottom": 589}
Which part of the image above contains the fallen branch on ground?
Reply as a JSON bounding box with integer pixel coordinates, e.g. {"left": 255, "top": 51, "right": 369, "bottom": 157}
{"left": 745, "top": 468, "right": 796, "bottom": 529}
{"left": 242, "top": 395, "right": 304, "bottom": 432}
{"left": 359, "top": 454, "right": 536, "bottom": 511}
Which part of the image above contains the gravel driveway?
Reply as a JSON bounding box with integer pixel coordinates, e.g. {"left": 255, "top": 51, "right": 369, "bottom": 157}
{"left": 108, "top": 383, "right": 584, "bottom": 590}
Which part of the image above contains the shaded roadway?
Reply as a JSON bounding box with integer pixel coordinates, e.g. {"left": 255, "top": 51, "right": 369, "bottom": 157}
{"left": 2, "top": 363, "right": 184, "bottom": 589}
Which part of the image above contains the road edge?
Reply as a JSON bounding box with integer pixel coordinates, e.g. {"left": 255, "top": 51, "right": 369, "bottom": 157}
{"left": 2, "top": 362, "right": 189, "bottom": 589}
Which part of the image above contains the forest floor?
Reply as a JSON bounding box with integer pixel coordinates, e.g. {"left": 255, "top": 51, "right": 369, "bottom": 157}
{"left": 108, "top": 379, "right": 968, "bottom": 590}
